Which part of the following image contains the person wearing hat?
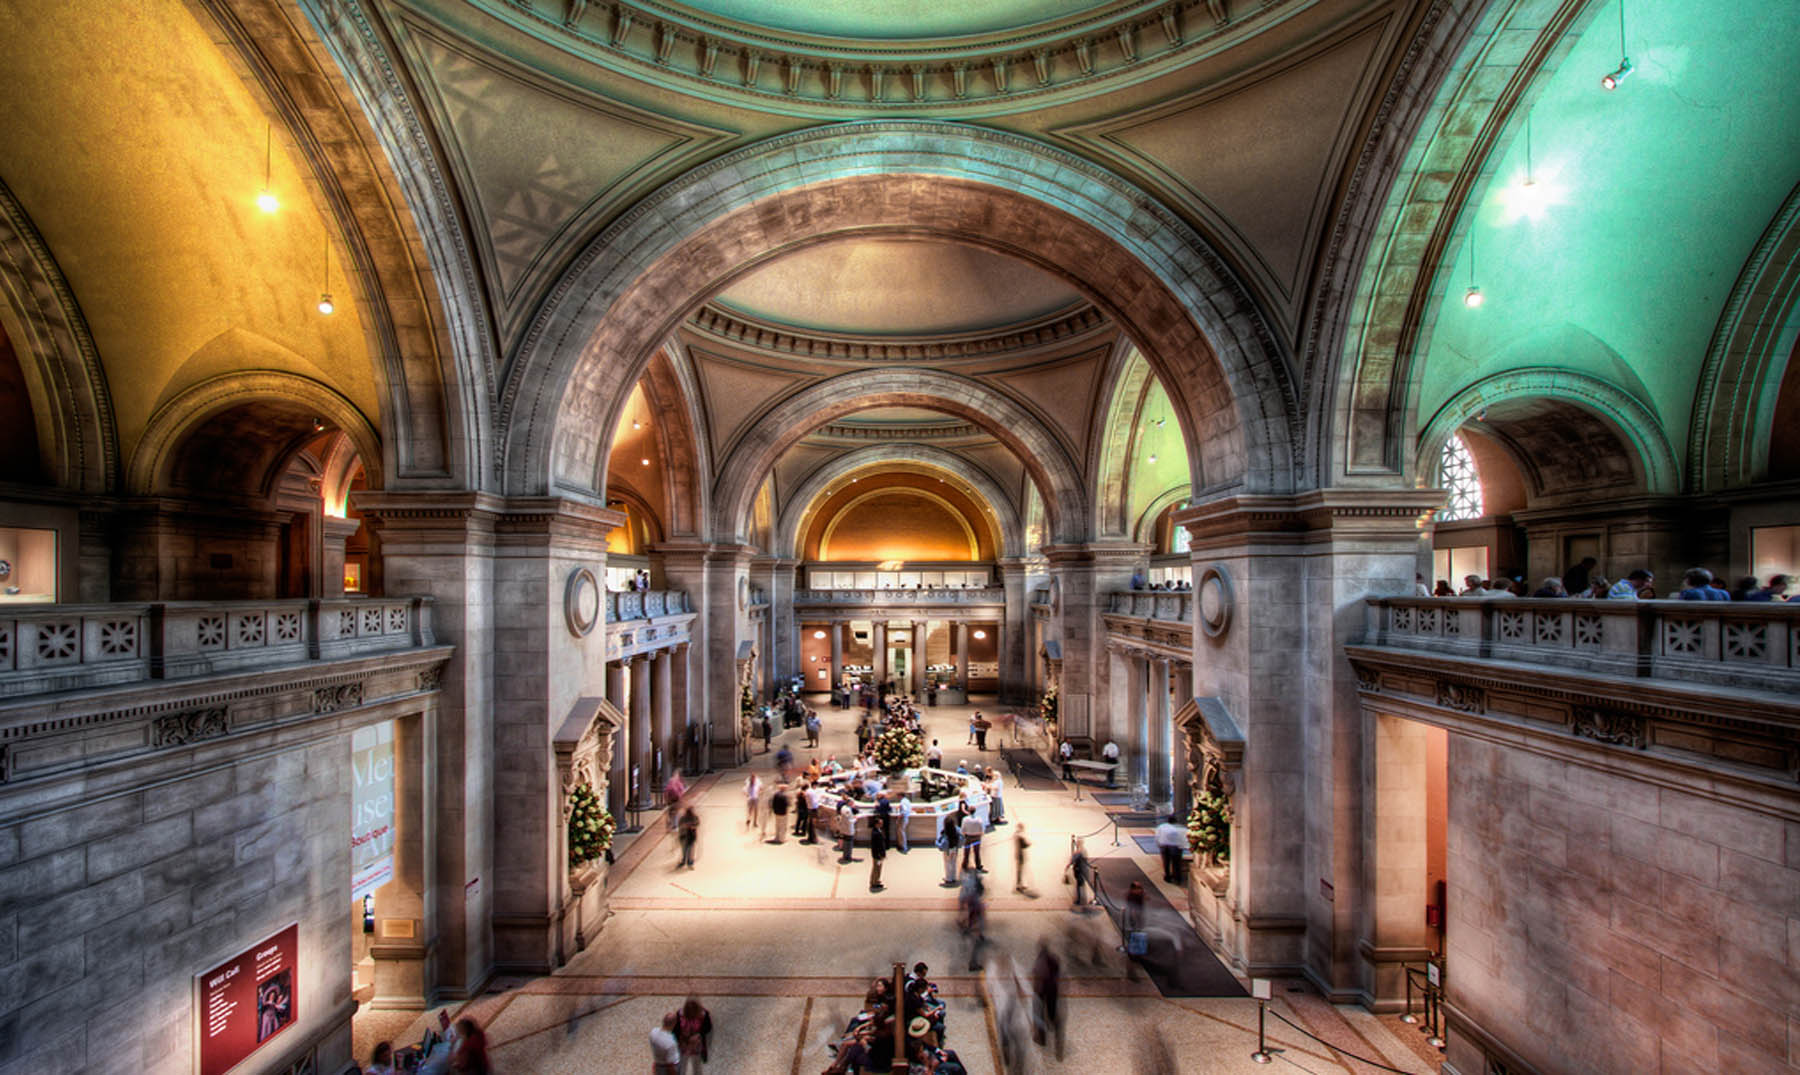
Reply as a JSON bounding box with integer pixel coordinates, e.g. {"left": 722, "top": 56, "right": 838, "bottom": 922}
{"left": 908, "top": 1016, "right": 937, "bottom": 1049}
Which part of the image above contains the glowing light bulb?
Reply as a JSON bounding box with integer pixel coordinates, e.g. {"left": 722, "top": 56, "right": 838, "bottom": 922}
{"left": 640, "top": 457, "right": 650, "bottom": 466}
{"left": 317, "top": 293, "right": 334, "bottom": 315}
{"left": 1601, "top": 58, "right": 1633, "bottom": 90}
{"left": 1463, "top": 286, "right": 1484, "bottom": 308}
{"left": 256, "top": 189, "right": 279, "bottom": 214}
{"left": 1148, "top": 454, "right": 1159, "bottom": 464}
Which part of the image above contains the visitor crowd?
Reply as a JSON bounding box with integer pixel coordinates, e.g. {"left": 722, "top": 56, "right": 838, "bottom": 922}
{"left": 1420, "top": 562, "right": 1792, "bottom": 602}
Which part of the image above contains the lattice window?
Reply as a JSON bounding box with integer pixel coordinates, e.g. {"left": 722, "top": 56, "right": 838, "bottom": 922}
{"left": 1574, "top": 614, "right": 1602, "bottom": 647}
{"left": 1436, "top": 433, "right": 1484, "bottom": 522}
{"left": 1393, "top": 607, "right": 1414, "bottom": 633}
{"left": 1498, "top": 610, "right": 1526, "bottom": 642}
{"left": 339, "top": 608, "right": 357, "bottom": 636}
{"left": 361, "top": 608, "right": 382, "bottom": 635}
{"left": 37, "top": 622, "right": 78, "bottom": 662}
{"left": 1723, "top": 622, "right": 1767, "bottom": 662}
{"left": 387, "top": 605, "right": 407, "bottom": 633}
{"left": 235, "top": 613, "right": 266, "bottom": 647}
{"left": 198, "top": 615, "right": 225, "bottom": 650}
{"left": 1444, "top": 612, "right": 1460, "bottom": 636}
{"left": 1534, "top": 613, "right": 1564, "bottom": 646}
{"left": 1662, "top": 619, "right": 1702, "bottom": 657}
{"left": 0, "top": 622, "right": 11, "bottom": 667}
{"left": 274, "top": 611, "right": 302, "bottom": 643}
{"left": 99, "top": 620, "right": 138, "bottom": 657}
{"left": 1419, "top": 608, "right": 1439, "bottom": 635}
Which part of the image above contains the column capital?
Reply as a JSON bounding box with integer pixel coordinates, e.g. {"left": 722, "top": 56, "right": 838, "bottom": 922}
{"left": 1173, "top": 489, "right": 1442, "bottom": 552}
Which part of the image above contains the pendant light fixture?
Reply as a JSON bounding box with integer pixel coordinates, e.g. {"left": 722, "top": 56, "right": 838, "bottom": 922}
{"left": 1463, "top": 223, "right": 1484, "bottom": 308}
{"left": 1601, "top": 0, "right": 1632, "bottom": 89}
{"left": 256, "top": 124, "right": 279, "bottom": 213}
{"left": 317, "top": 236, "right": 334, "bottom": 315}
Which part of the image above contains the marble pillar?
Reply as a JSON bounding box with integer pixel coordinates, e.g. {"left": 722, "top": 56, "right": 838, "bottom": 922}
{"left": 605, "top": 660, "right": 628, "bottom": 820}
{"left": 873, "top": 621, "right": 888, "bottom": 686}
{"left": 829, "top": 622, "right": 843, "bottom": 691}
{"left": 1150, "top": 658, "right": 1172, "bottom": 812}
{"left": 954, "top": 622, "right": 969, "bottom": 689}
{"left": 653, "top": 648, "right": 674, "bottom": 782}
{"left": 1129, "top": 654, "right": 1149, "bottom": 806}
{"left": 910, "top": 619, "right": 925, "bottom": 697}
{"left": 629, "top": 654, "right": 652, "bottom": 805}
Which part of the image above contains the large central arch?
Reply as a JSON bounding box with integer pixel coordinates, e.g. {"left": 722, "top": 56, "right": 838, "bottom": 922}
{"left": 501, "top": 122, "right": 1296, "bottom": 514}
{"left": 775, "top": 445, "right": 1026, "bottom": 560}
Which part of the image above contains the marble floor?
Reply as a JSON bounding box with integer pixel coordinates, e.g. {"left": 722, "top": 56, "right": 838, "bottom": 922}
{"left": 352, "top": 698, "right": 1442, "bottom": 1074}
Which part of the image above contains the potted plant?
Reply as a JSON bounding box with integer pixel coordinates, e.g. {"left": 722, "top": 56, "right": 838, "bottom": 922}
{"left": 567, "top": 781, "right": 616, "bottom": 869}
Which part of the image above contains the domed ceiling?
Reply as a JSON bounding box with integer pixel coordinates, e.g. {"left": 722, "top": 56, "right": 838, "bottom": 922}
{"left": 670, "top": 0, "right": 1110, "bottom": 40}
{"left": 713, "top": 238, "right": 1085, "bottom": 337}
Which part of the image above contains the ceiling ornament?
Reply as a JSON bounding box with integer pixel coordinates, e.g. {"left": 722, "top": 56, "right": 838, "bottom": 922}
{"left": 687, "top": 302, "right": 1109, "bottom": 362}
{"left": 469, "top": 0, "right": 1293, "bottom": 113}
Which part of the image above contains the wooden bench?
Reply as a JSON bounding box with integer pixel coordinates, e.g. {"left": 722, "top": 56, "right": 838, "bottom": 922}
{"left": 1066, "top": 758, "right": 1119, "bottom": 787}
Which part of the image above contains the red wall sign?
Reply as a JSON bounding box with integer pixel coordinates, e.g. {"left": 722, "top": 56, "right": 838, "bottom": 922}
{"left": 196, "top": 923, "right": 299, "bottom": 1075}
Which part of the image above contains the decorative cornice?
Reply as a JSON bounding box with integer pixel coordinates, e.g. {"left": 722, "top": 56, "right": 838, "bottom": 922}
{"left": 687, "top": 301, "right": 1110, "bottom": 361}
{"left": 466, "top": 0, "right": 1291, "bottom": 114}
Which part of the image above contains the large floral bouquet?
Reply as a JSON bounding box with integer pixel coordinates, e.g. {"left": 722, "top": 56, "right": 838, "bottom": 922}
{"left": 1187, "top": 789, "right": 1231, "bottom": 865}
{"left": 567, "top": 782, "right": 615, "bottom": 868}
{"left": 871, "top": 726, "right": 925, "bottom": 774}
{"left": 1038, "top": 685, "right": 1059, "bottom": 722}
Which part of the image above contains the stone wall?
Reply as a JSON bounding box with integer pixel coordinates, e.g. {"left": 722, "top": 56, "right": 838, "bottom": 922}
{"left": 0, "top": 734, "right": 356, "bottom": 1073}
{"left": 1445, "top": 734, "right": 1800, "bottom": 1074}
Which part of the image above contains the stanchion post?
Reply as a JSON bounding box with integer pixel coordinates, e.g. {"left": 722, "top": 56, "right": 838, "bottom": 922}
{"left": 1425, "top": 960, "right": 1445, "bottom": 1049}
{"left": 1401, "top": 966, "right": 1418, "bottom": 1024}
{"left": 1250, "top": 979, "right": 1273, "bottom": 1063}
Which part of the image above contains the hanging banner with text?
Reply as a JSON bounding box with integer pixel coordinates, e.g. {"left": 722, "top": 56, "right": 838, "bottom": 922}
{"left": 351, "top": 721, "right": 396, "bottom": 899}
{"left": 196, "top": 922, "right": 298, "bottom": 1075}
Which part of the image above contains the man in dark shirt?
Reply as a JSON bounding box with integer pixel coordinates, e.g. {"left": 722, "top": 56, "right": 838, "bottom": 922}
{"left": 1562, "top": 556, "right": 1598, "bottom": 595}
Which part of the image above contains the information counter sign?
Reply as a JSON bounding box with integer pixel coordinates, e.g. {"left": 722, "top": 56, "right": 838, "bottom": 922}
{"left": 196, "top": 923, "right": 299, "bottom": 1075}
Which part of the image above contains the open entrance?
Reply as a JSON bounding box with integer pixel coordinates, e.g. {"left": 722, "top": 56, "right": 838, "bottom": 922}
{"left": 1369, "top": 712, "right": 1449, "bottom": 1010}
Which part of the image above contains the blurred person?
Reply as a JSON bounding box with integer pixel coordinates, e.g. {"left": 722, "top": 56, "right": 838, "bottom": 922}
{"left": 365, "top": 1042, "right": 395, "bottom": 1075}
{"left": 674, "top": 996, "right": 712, "bottom": 1075}
{"left": 938, "top": 808, "right": 962, "bottom": 886}
{"left": 1414, "top": 572, "right": 1432, "bottom": 597}
{"left": 450, "top": 1017, "right": 490, "bottom": 1075}
{"left": 1562, "top": 556, "right": 1598, "bottom": 595}
{"left": 1155, "top": 814, "right": 1187, "bottom": 883}
{"left": 1032, "top": 941, "right": 1064, "bottom": 1060}
{"left": 743, "top": 772, "right": 761, "bottom": 829}
{"left": 1530, "top": 577, "right": 1567, "bottom": 598}
{"left": 959, "top": 803, "right": 985, "bottom": 874}
{"left": 1013, "top": 820, "right": 1033, "bottom": 895}
{"left": 896, "top": 793, "right": 914, "bottom": 853}
{"left": 767, "top": 782, "right": 789, "bottom": 844}
{"left": 1608, "top": 569, "right": 1654, "bottom": 599}
{"left": 1750, "top": 574, "right": 1791, "bottom": 601}
{"left": 868, "top": 813, "right": 888, "bottom": 892}
{"left": 1730, "top": 575, "right": 1761, "bottom": 601}
{"left": 650, "top": 1011, "right": 681, "bottom": 1075}
{"left": 1433, "top": 579, "right": 1455, "bottom": 597}
{"left": 959, "top": 871, "right": 989, "bottom": 971}
{"left": 1134, "top": 1026, "right": 1178, "bottom": 1074}
{"left": 1459, "top": 574, "right": 1484, "bottom": 596}
{"left": 1676, "top": 567, "right": 1728, "bottom": 600}
{"left": 1058, "top": 739, "right": 1075, "bottom": 779}
{"left": 676, "top": 805, "right": 700, "bottom": 869}
{"left": 1065, "top": 838, "right": 1095, "bottom": 911}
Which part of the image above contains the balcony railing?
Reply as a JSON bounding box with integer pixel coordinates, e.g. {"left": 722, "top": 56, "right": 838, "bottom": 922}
{"left": 793, "top": 587, "right": 1006, "bottom": 606}
{"left": 0, "top": 596, "right": 434, "bottom": 699}
{"left": 1362, "top": 596, "right": 1800, "bottom": 691}
{"left": 1107, "top": 591, "right": 1193, "bottom": 621}
{"left": 605, "top": 590, "right": 692, "bottom": 622}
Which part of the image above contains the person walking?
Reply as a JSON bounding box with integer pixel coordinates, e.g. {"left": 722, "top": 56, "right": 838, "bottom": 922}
{"left": 798, "top": 782, "right": 818, "bottom": 843}
{"left": 837, "top": 798, "right": 858, "bottom": 864}
{"left": 806, "top": 711, "right": 821, "bottom": 748}
{"left": 973, "top": 712, "right": 988, "bottom": 751}
{"left": 1154, "top": 814, "right": 1187, "bottom": 884}
{"left": 759, "top": 713, "right": 773, "bottom": 754}
{"left": 674, "top": 996, "right": 712, "bottom": 1075}
{"left": 966, "top": 713, "right": 978, "bottom": 746}
{"left": 868, "top": 815, "right": 889, "bottom": 892}
{"left": 938, "top": 810, "right": 962, "bottom": 887}
{"left": 927, "top": 739, "right": 944, "bottom": 768}
{"left": 650, "top": 1012, "right": 682, "bottom": 1075}
{"left": 1013, "top": 821, "right": 1032, "bottom": 895}
{"left": 1058, "top": 739, "right": 1074, "bottom": 780}
{"left": 677, "top": 806, "right": 700, "bottom": 869}
{"left": 743, "top": 773, "right": 761, "bottom": 830}
{"left": 896, "top": 794, "right": 914, "bottom": 853}
{"left": 1066, "top": 838, "right": 1094, "bottom": 910}
{"left": 767, "top": 783, "right": 789, "bottom": 844}
{"left": 1032, "top": 941, "right": 1064, "bottom": 1060}
{"left": 959, "top": 804, "right": 985, "bottom": 874}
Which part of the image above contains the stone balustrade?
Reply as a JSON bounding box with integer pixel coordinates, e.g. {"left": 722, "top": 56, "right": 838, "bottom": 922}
{"left": 1362, "top": 596, "right": 1800, "bottom": 691}
{"left": 0, "top": 596, "right": 434, "bottom": 699}
{"left": 792, "top": 587, "right": 1006, "bottom": 606}
{"left": 605, "top": 589, "right": 691, "bottom": 622}
{"left": 1107, "top": 590, "right": 1193, "bottom": 621}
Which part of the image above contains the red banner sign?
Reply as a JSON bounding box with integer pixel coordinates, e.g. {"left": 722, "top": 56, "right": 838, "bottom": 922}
{"left": 196, "top": 923, "right": 299, "bottom": 1075}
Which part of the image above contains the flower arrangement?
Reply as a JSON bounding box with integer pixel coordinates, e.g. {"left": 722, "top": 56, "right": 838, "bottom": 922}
{"left": 1038, "top": 684, "right": 1058, "bottom": 723}
{"left": 567, "top": 782, "right": 615, "bottom": 868}
{"left": 871, "top": 726, "right": 925, "bottom": 774}
{"left": 1188, "top": 789, "right": 1232, "bottom": 865}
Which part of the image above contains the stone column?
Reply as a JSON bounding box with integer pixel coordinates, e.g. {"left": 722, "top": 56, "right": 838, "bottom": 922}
{"left": 1043, "top": 543, "right": 1145, "bottom": 742}
{"left": 653, "top": 648, "right": 674, "bottom": 781}
{"left": 321, "top": 516, "right": 361, "bottom": 595}
{"left": 670, "top": 642, "right": 694, "bottom": 772}
{"left": 1150, "top": 657, "right": 1172, "bottom": 812}
{"left": 657, "top": 541, "right": 753, "bottom": 768}
{"left": 872, "top": 621, "right": 888, "bottom": 686}
{"left": 605, "top": 660, "right": 628, "bottom": 820}
{"left": 1128, "top": 653, "right": 1149, "bottom": 805}
{"left": 910, "top": 619, "right": 925, "bottom": 697}
{"left": 829, "top": 622, "right": 843, "bottom": 691}
{"left": 629, "top": 654, "right": 652, "bottom": 805}
{"left": 1175, "top": 489, "right": 1442, "bottom": 990}
{"left": 1172, "top": 660, "right": 1196, "bottom": 821}
{"left": 954, "top": 622, "right": 969, "bottom": 689}
{"left": 998, "top": 558, "right": 1028, "bottom": 703}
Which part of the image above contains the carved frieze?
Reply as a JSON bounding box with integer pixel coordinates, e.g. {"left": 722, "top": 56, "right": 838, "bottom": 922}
{"left": 417, "top": 665, "right": 443, "bottom": 692}
{"left": 1435, "top": 681, "right": 1485, "bottom": 714}
{"left": 152, "top": 706, "right": 230, "bottom": 747}
{"left": 314, "top": 681, "right": 365, "bottom": 713}
{"left": 1354, "top": 665, "right": 1381, "bottom": 693}
{"left": 1570, "top": 707, "right": 1647, "bottom": 750}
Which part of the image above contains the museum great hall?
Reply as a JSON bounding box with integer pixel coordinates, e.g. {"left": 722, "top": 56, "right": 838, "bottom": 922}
{"left": 0, "top": 0, "right": 1796, "bottom": 1072}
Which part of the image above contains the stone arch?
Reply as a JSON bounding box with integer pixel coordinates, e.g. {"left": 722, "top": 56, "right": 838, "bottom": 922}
{"left": 0, "top": 175, "right": 118, "bottom": 493}
{"left": 1312, "top": 0, "right": 1595, "bottom": 486}
{"left": 1688, "top": 179, "right": 1800, "bottom": 492}
{"left": 501, "top": 122, "right": 1296, "bottom": 508}
{"left": 1416, "top": 369, "right": 1678, "bottom": 502}
{"left": 776, "top": 444, "right": 1025, "bottom": 559}
{"left": 713, "top": 369, "right": 1088, "bottom": 545}
{"left": 637, "top": 344, "right": 711, "bottom": 539}
{"left": 1090, "top": 339, "right": 1155, "bottom": 541}
{"left": 1133, "top": 485, "right": 1193, "bottom": 548}
{"left": 129, "top": 370, "right": 382, "bottom": 501}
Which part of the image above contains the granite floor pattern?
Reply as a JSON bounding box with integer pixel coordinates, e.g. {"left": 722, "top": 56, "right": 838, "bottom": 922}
{"left": 351, "top": 698, "right": 1439, "bottom": 1075}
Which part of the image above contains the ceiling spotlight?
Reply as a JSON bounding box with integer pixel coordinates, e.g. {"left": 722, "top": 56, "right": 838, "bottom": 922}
{"left": 1463, "top": 286, "right": 1484, "bottom": 308}
{"left": 1476, "top": 408, "right": 1489, "bottom": 422}
{"left": 317, "top": 235, "right": 334, "bottom": 316}
{"left": 256, "top": 124, "right": 278, "bottom": 213}
{"left": 1154, "top": 417, "right": 1166, "bottom": 427}
{"left": 632, "top": 420, "right": 642, "bottom": 430}
{"left": 973, "top": 630, "right": 986, "bottom": 639}
{"left": 640, "top": 457, "right": 650, "bottom": 466}
{"left": 1601, "top": 2, "right": 1632, "bottom": 90}
{"left": 312, "top": 417, "right": 325, "bottom": 432}
{"left": 1148, "top": 453, "right": 1159, "bottom": 464}
{"left": 814, "top": 630, "right": 826, "bottom": 639}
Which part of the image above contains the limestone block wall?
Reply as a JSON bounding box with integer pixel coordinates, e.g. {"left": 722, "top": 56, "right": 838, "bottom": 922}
{"left": 1446, "top": 734, "right": 1800, "bottom": 1074}
{"left": 0, "top": 736, "right": 356, "bottom": 1074}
